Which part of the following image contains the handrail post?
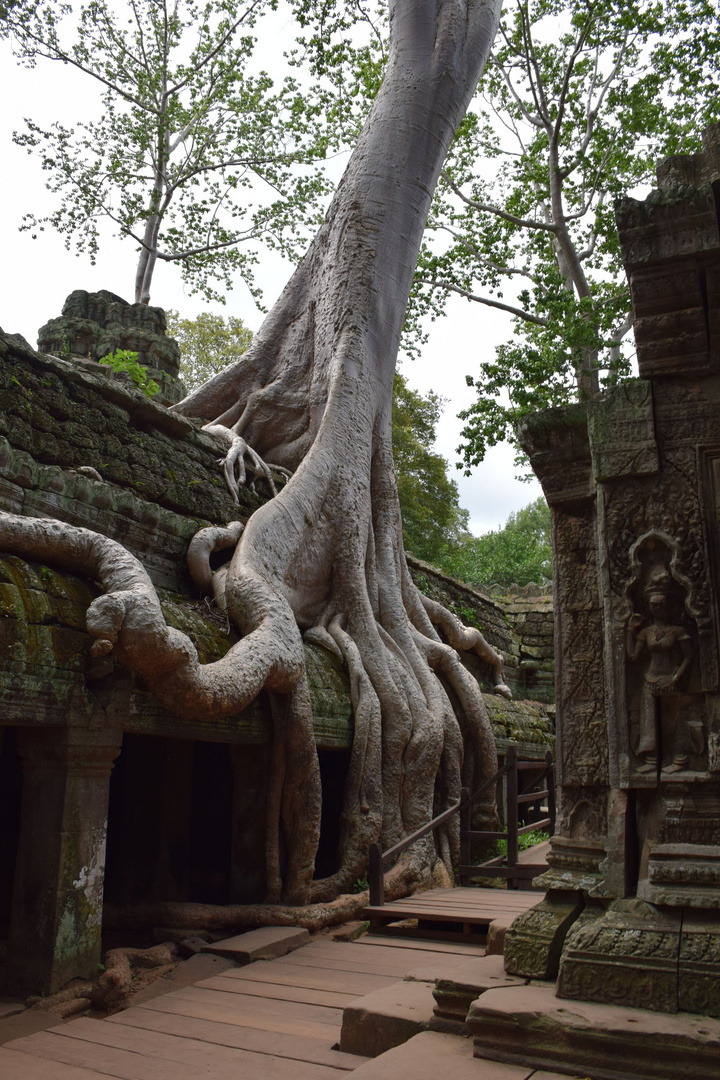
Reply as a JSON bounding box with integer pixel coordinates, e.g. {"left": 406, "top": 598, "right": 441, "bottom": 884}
{"left": 459, "top": 786, "right": 470, "bottom": 886}
{"left": 546, "top": 749, "right": 556, "bottom": 836}
{"left": 506, "top": 745, "right": 519, "bottom": 887}
{"left": 368, "top": 842, "right": 384, "bottom": 906}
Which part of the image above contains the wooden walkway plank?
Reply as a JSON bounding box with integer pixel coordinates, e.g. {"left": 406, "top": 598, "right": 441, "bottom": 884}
{"left": 33, "top": 1017, "right": 345, "bottom": 1080}
{"left": 4, "top": 1029, "right": 340, "bottom": 1080}
{"left": 215, "top": 960, "right": 397, "bottom": 995}
{"left": 0, "top": 1046, "right": 105, "bottom": 1079}
{"left": 106, "top": 1008, "right": 367, "bottom": 1071}
{"left": 271, "top": 949, "right": 425, "bottom": 978}
{"left": 352, "top": 935, "right": 486, "bottom": 956}
{"left": 135, "top": 986, "right": 342, "bottom": 1041}
{"left": 195, "top": 973, "right": 358, "bottom": 1009}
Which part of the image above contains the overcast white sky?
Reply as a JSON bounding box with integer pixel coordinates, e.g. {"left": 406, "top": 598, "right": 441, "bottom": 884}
{"left": 0, "top": 6, "right": 544, "bottom": 535}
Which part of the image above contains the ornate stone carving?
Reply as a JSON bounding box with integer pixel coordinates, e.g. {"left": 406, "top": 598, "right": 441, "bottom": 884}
{"left": 517, "top": 126, "right": 720, "bottom": 1023}
{"left": 587, "top": 380, "right": 659, "bottom": 483}
{"left": 503, "top": 891, "right": 584, "bottom": 981}
{"left": 679, "top": 910, "right": 720, "bottom": 1017}
{"left": 557, "top": 899, "right": 681, "bottom": 1013}
{"left": 623, "top": 535, "right": 702, "bottom": 777}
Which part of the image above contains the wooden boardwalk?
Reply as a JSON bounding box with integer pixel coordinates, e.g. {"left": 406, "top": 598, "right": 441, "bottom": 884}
{"left": 0, "top": 934, "right": 494, "bottom": 1079}
{"left": 365, "top": 843, "right": 549, "bottom": 940}
{"left": 364, "top": 886, "right": 541, "bottom": 940}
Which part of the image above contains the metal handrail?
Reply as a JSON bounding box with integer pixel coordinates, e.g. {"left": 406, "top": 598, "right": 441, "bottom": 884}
{"left": 367, "top": 745, "right": 555, "bottom": 905}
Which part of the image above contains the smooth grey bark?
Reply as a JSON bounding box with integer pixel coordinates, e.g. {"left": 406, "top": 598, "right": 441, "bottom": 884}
{"left": 0, "top": 0, "right": 504, "bottom": 908}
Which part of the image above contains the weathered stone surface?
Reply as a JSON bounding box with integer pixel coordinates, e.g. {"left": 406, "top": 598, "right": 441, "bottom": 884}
{"left": 38, "top": 290, "right": 184, "bottom": 406}
{"left": 6, "top": 726, "right": 122, "bottom": 996}
{"left": 407, "top": 554, "right": 556, "bottom": 711}
{"left": 348, "top": 1030, "right": 525, "bottom": 1080}
{"left": 426, "top": 955, "right": 525, "bottom": 1033}
{"left": 503, "top": 891, "right": 584, "bottom": 981}
{"left": 469, "top": 983, "right": 720, "bottom": 1080}
{"left": 201, "top": 926, "right": 310, "bottom": 964}
{"left": 512, "top": 128, "right": 720, "bottom": 1020}
{"left": 557, "top": 899, "right": 682, "bottom": 1013}
{"left": 339, "top": 980, "right": 437, "bottom": 1057}
{"left": 678, "top": 908, "right": 720, "bottom": 1017}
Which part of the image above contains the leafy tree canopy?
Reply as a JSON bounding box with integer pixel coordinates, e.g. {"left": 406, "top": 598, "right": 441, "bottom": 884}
{"left": 402, "top": 0, "right": 720, "bottom": 470}
{"left": 443, "top": 496, "right": 551, "bottom": 589}
{"left": 166, "top": 309, "right": 253, "bottom": 393}
{"left": 391, "top": 372, "right": 470, "bottom": 565}
{"left": 5, "top": 0, "right": 336, "bottom": 305}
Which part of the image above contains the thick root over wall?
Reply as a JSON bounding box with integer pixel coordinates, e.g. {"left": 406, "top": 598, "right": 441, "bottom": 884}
{"left": 0, "top": 0, "right": 505, "bottom": 912}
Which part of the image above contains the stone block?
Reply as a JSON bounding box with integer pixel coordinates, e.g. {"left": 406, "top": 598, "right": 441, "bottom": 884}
{"left": 347, "top": 1030, "right": 524, "bottom": 1080}
{"left": 678, "top": 908, "right": 720, "bottom": 1017}
{"left": 503, "top": 890, "right": 583, "bottom": 980}
{"left": 468, "top": 983, "right": 720, "bottom": 1080}
{"left": 201, "top": 925, "right": 310, "bottom": 964}
{"left": 339, "top": 980, "right": 437, "bottom": 1058}
{"left": 428, "top": 955, "right": 525, "bottom": 1033}
{"left": 557, "top": 899, "right": 682, "bottom": 1013}
{"left": 486, "top": 914, "right": 514, "bottom": 956}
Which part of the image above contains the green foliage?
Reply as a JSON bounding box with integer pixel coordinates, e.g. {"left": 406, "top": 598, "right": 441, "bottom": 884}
{"left": 444, "top": 497, "right": 551, "bottom": 589}
{"left": 99, "top": 349, "right": 159, "bottom": 397}
{"left": 165, "top": 310, "right": 253, "bottom": 393}
{"left": 392, "top": 372, "right": 470, "bottom": 565}
{"left": 6, "top": 0, "right": 337, "bottom": 303}
{"left": 483, "top": 828, "right": 550, "bottom": 862}
{"left": 403, "top": 0, "right": 720, "bottom": 469}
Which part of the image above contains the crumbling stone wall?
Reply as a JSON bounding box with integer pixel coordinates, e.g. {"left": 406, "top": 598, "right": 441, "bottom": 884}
{"left": 38, "top": 289, "right": 183, "bottom": 405}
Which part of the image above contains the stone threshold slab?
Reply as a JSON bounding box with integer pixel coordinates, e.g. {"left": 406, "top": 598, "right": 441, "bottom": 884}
{"left": 467, "top": 983, "right": 720, "bottom": 1080}
{"left": 201, "top": 926, "right": 309, "bottom": 964}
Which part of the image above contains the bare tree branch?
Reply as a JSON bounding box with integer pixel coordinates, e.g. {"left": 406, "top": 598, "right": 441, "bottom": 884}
{"left": 415, "top": 275, "right": 549, "bottom": 326}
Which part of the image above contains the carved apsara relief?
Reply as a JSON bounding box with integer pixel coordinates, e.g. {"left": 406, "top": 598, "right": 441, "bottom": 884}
{"left": 622, "top": 533, "right": 705, "bottom": 777}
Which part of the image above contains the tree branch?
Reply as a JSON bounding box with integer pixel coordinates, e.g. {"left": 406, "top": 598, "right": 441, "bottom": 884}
{"left": 442, "top": 173, "right": 559, "bottom": 233}
{"left": 414, "top": 275, "right": 549, "bottom": 326}
{"left": 426, "top": 223, "right": 534, "bottom": 278}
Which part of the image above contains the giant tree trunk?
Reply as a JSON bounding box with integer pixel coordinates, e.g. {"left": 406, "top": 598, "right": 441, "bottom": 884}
{"left": 0, "top": 0, "right": 503, "bottom": 907}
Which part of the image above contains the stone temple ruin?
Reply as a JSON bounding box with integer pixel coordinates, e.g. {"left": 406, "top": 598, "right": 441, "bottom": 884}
{"left": 5, "top": 111, "right": 720, "bottom": 1078}
{"left": 462, "top": 124, "right": 720, "bottom": 1075}
{"left": 0, "top": 302, "right": 554, "bottom": 1000}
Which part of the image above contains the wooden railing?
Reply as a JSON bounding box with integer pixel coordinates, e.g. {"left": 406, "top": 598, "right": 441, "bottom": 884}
{"left": 367, "top": 745, "right": 555, "bottom": 906}
{"left": 459, "top": 746, "right": 555, "bottom": 889}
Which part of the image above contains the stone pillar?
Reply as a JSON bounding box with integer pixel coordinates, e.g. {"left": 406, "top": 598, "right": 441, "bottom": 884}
{"left": 6, "top": 725, "right": 122, "bottom": 996}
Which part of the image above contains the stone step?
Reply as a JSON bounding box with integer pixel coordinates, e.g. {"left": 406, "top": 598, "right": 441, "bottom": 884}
{"left": 344, "top": 1029, "right": 552, "bottom": 1080}
{"left": 201, "top": 926, "right": 309, "bottom": 964}
{"left": 339, "top": 980, "right": 437, "bottom": 1057}
{"left": 467, "top": 982, "right": 720, "bottom": 1080}
{"left": 406, "top": 954, "right": 527, "bottom": 1034}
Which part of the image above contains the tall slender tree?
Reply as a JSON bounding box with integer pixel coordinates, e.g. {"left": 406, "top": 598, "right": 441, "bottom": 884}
{"left": 5, "top": 0, "right": 333, "bottom": 304}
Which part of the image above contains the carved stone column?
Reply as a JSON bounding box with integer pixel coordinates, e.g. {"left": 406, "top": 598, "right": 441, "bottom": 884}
{"left": 6, "top": 725, "right": 122, "bottom": 995}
